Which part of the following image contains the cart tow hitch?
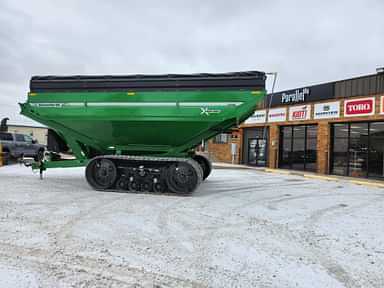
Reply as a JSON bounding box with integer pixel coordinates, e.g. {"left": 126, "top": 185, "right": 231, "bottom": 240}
{"left": 22, "top": 157, "right": 45, "bottom": 180}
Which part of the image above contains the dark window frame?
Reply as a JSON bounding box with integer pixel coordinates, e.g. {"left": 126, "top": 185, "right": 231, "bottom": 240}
{"left": 279, "top": 124, "right": 318, "bottom": 172}
{"left": 331, "top": 121, "right": 384, "bottom": 179}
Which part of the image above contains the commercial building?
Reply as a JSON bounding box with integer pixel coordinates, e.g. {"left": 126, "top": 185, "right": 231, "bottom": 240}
{"left": 207, "top": 69, "right": 384, "bottom": 179}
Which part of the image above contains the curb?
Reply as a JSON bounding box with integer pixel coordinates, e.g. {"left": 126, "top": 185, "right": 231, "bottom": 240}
{"left": 213, "top": 162, "right": 384, "bottom": 189}
{"left": 349, "top": 180, "right": 384, "bottom": 188}
{"left": 212, "top": 163, "right": 251, "bottom": 170}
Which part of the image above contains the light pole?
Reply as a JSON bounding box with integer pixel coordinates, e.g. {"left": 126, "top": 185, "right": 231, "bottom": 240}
{"left": 261, "top": 72, "right": 278, "bottom": 166}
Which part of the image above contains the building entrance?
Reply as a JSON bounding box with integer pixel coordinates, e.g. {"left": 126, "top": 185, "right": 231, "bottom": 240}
{"left": 242, "top": 127, "right": 268, "bottom": 166}
{"left": 248, "top": 138, "right": 267, "bottom": 166}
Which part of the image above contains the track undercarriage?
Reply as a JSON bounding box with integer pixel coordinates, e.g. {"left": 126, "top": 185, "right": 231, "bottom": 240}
{"left": 85, "top": 155, "right": 211, "bottom": 195}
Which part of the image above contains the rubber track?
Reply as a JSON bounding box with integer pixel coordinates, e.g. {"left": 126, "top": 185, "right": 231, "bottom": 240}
{"left": 87, "top": 155, "right": 203, "bottom": 195}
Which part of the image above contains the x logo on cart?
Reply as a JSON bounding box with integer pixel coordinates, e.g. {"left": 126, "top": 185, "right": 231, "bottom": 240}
{"left": 200, "top": 107, "right": 221, "bottom": 116}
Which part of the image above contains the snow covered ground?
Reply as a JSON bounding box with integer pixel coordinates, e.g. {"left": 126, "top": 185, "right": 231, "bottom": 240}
{"left": 0, "top": 165, "right": 383, "bottom": 288}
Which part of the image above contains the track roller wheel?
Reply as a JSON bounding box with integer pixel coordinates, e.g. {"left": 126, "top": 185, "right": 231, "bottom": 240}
{"left": 166, "top": 160, "right": 202, "bottom": 194}
{"left": 128, "top": 180, "right": 139, "bottom": 192}
{"left": 153, "top": 182, "right": 164, "bottom": 193}
{"left": 86, "top": 158, "right": 117, "bottom": 190}
{"left": 192, "top": 154, "right": 212, "bottom": 180}
{"left": 142, "top": 182, "right": 152, "bottom": 192}
{"left": 116, "top": 177, "right": 129, "bottom": 191}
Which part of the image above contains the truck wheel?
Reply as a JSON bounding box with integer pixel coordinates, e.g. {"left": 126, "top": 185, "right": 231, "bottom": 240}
{"left": 192, "top": 154, "right": 212, "bottom": 180}
{"left": 86, "top": 158, "right": 117, "bottom": 190}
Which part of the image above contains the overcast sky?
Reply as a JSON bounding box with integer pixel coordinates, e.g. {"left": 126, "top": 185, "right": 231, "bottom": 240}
{"left": 1, "top": 0, "right": 383, "bottom": 125}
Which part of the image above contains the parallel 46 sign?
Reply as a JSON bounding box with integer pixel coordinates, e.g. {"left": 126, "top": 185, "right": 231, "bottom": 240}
{"left": 344, "top": 97, "right": 375, "bottom": 117}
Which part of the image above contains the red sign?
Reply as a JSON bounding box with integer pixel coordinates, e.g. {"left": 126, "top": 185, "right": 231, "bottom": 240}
{"left": 381, "top": 96, "right": 384, "bottom": 114}
{"left": 289, "top": 105, "right": 311, "bottom": 121}
{"left": 344, "top": 97, "right": 375, "bottom": 117}
{"left": 293, "top": 110, "right": 306, "bottom": 119}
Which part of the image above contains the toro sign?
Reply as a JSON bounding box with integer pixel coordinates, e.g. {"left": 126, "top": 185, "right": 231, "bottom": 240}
{"left": 344, "top": 97, "right": 375, "bottom": 117}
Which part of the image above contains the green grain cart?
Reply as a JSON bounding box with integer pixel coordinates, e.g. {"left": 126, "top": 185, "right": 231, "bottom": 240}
{"left": 20, "top": 71, "right": 266, "bottom": 194}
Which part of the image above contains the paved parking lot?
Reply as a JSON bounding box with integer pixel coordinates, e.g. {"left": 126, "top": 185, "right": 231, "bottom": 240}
{"left": 0, "top": 165, "right": 384, "bottom": 287}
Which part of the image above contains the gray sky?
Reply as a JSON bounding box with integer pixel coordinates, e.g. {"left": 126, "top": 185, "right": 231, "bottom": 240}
{"left": 1, "top": 0, "right": 383, "bottom": 125}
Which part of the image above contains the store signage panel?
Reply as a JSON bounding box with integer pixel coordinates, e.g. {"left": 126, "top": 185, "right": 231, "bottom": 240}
{"left": 244, "top": 110, "right": 266, "bottom": 124}
{"left": 281, "top": 87, "right": 310, "bottom": 104}
{"left": 268, "top": 108, "right": 287, "bottom": 122}
{"left": 344, "top": 97, "right": 375, "bottom": 117}
{"left": 381, "top": 96, "right": 384, "bottom": 114}
{"left": 314, "top": 101, "right": 340, "bottom": 119}
{"left": 289, "top": 105, "right": 311, "bottom": 121}
{"left": 267, "top": 82, "right": 334, "bottom": 107}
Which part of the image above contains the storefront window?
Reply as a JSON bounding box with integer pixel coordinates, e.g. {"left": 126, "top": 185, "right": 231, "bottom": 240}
{"left": 279, "top": 125, "right": 317, "bottom": 172}
{"left": 333, "top": 123, "right": 349, "bottom": 138}
{"left": 349, "top": 123, "right": 368, "bottom": 178}
{"left": 306, "top": 137, "right": 318, "bottom": 171}
{"left": 369, "top": 122, "right": 384, "bottom": 178}
{"left": 331, "top": 122, "right": 384, "bottom": 179}
{"left": 213, "top": 133, "right": 229, "bottom": 144}
{"left": 280, "top": 136, "right": 292, "bottom": 169}
{"left": 292, "top": 126, "right": 305, "bottom": 171}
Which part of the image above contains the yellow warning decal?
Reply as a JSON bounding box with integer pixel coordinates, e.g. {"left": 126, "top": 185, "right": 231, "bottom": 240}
{"left": 28, "top": 92, "right": 37, "bottom": 97}
{"left": 251, "top": 91, "right": 261, "bottom": 95}
{"left": 127, "top": 92, "right": 136, "bottom": 96}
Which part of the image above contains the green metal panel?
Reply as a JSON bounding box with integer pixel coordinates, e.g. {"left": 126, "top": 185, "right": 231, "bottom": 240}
{"left": 21, "top": 89, "right": 265, "bottom": 167}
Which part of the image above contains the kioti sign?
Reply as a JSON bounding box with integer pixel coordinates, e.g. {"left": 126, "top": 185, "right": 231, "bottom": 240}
{"left": 289, "top": 105, "right": 311, "bottom": 121}
{"left": 344, "top": 97, "right": 375, "bottom": 117}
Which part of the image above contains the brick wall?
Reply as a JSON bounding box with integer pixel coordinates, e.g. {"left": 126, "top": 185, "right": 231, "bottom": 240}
{"left": 268, "top": 125, "right": 279, "bottom": 168}
{"left": 206, "top": 130, "right": 241, "bottom": 164}
{"left": 317, "top": 122, "right": 330, "bottom": 174}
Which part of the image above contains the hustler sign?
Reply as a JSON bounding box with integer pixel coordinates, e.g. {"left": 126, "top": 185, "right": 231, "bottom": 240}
{"left": 314, "top": 101, "right": 340, "bottom": 119}
{"left": 281, "top": 88, "right": 310, "bottom": 104}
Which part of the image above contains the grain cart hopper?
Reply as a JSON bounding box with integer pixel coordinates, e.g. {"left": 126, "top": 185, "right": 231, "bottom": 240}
{"left": 20, "top": 71, "right": 266, "bottom": 194}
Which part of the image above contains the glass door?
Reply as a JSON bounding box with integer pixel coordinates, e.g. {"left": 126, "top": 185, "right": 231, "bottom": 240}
{"left": 248, "top": 138, "right": 267, "bottom": 166}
